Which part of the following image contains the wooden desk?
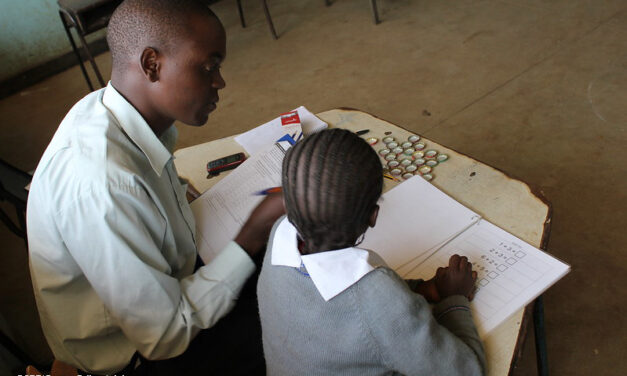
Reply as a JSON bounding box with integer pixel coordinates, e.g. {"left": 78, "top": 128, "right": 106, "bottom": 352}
{"left": 174, "top": 108, "right": 551, "bottom": 375}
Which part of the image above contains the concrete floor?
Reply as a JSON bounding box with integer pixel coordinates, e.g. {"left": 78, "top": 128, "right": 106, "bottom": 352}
{"left": 1, "top": 0, "right": 625, "bottom": 374}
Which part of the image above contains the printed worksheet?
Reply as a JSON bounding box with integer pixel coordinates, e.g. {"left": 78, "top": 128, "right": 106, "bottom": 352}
{"left": 191, "top": 141, "right": 291, "bottom": 263}
{"left": 406, "top": 219, "right": 570, "bottom": 337}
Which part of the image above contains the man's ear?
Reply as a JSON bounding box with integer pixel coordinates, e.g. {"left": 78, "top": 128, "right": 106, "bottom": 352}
{"left": 368, "top": 204, "right": 379, "bottom": 228}
{"left": 140, "top": 47, "right": 160, "bottom": 82}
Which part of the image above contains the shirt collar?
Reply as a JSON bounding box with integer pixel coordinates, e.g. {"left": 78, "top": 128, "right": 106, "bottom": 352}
{"left": 271, "top": 217, "right": 386, "bottom": 301}
{"left": 102, "top": 82, "right": 175, "bottom": 177}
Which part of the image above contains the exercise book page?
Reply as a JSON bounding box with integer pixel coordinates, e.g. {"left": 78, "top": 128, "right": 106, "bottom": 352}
{"left": 406, "top": 219, "right": 570, "bottom": 337}
{"left": 360, "top": 176, "right": 480, "bottom": 270}
{"left": 191, "top": 141, "right": 290, "bottom": 263}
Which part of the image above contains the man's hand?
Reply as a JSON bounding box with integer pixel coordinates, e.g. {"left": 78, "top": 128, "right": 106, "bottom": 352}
{"left": 434, "top": 254, "right": 478, "bottom": 301}
{"left": 186, "top": 183, "right": 201, "bottom": 203}
{"left": 234, "top": 192, "right": 285, "bottom": 257}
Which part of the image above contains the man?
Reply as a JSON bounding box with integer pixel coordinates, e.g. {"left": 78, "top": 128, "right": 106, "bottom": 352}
{"left": 27, "top": 0, "right": 282, "bottom": 374}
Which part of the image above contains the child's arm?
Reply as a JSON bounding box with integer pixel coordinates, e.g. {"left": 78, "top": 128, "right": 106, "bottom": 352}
{"left": 357, "top": 266, "right": 486, "bottom": 376}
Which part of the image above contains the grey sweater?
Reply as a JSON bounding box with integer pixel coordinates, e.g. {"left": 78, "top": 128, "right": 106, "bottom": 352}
{"left": 257, "top": 223, "right": 486, "bottom": 376}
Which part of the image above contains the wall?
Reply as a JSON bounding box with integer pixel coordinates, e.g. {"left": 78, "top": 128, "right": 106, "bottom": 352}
{"left": 0, "top": 0, "right": 104, "bottom": 82}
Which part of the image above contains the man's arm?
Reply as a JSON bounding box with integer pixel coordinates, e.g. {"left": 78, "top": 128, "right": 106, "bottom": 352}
{"left": 59, "top": 184, "right": 255, "bottom": 360}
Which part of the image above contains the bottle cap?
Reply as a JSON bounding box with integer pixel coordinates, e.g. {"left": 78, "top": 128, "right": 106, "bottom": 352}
{"left": 385, "top": 153, "right": 397, "bottom": 161}
{"left": 405, "top": 164, "right": 418, "bottom": 173}
{"left": 436, "top": 154, "right": 449, "bottom": 162}
{"left": 414, "top": 142, "right": 426, "bottom": 150}
{"left": 392, "top": 147, "right": 404, "bottom": 154}
{"left": 403, "top": 148, "right": 415, "bottom": 155}
{"left": 412, "top": 151, "right": 424, "bottom": 159}
{"left": 401, "top": 141, "right": 413, "bottom": 149}
{"left": 366, "top": 137, "right": 379, "bottom": 145}
{"left": 387, "top": 160, "right": 400, "bottom": 168}
{"left": 422, "top": 173, "right": 433, "bottom": 181}
{"left": 418, "top": 165, "right": 432, "bottom": 174}
{"left": 408, "top": 135, "right": 421, "bottom": 143}
{"left": 413, "top": 158, "right": 426, "bottom": 166}
{"left": 387, "top": 141, "right": 399, "bottom": 149}
{"left": 402, "top": 173, "right": 414, "bottom": 180}
{"left": 390, "top": 168, "right": 402, "bottom": 176}
{"left": 382, "top": 136, "right": 395, "bottom": 144}
{"left": 425, "top": 160, "right": 438, "bottom": 167}
{"left": 424, "top": 150, "right": 438, "bottom": 158}
{"left": 378, "top": 148, "right": 390, "bottom": 156}
{"left": 400, "top": 159, "right": 412, "bottom": 167}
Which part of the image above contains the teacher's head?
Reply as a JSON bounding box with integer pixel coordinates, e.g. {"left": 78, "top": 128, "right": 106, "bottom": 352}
{"left": 107, "top": 0, "right": 226, "bottom": 131}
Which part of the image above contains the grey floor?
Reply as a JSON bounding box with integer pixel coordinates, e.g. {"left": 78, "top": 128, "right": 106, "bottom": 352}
{"left": 1, "top": 0, "right": 626, "bottom": 374}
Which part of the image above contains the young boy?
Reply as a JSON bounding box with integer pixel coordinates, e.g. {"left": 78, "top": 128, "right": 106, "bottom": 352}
{"left": 257, "top": 128, "right": 486, "bottom": 375}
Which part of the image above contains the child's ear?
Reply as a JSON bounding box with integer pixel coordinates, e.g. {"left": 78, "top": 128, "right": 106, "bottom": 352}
{"left": 140, "top": 47, "right": 161, "bottom": 82}
{"left": 369, "top": 205, "right": 380, "bottom": 228}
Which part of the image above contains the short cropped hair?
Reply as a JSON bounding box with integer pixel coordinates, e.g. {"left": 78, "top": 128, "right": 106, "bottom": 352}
{"left": 107, "top": 0, "right": 217, "bottom": 69}
{"left": 282, "top": 129, "right": 383, "bottom": 253}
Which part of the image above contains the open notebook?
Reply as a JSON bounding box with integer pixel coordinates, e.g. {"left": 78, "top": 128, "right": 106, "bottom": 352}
{"left": 360, "top": 176, "right": 570, "bottom": 337}
{"left": 191, "top": 149, "right": 569, "bottom": 337}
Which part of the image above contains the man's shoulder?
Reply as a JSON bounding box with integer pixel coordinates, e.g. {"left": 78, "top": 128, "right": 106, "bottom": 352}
{"left": 31, "top": 90, "right": 146, "bottom": 206}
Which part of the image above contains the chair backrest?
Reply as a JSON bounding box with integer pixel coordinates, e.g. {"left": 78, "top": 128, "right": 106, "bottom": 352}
{"left": 0, "top": 158, "right": 30, "bottom": 206}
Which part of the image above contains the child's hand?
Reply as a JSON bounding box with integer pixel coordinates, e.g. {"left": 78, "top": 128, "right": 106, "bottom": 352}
{"left": 434, "top": 254, "right": 478, "bottom": 301}
{"left": 409, "top": 276, "right": 441, "bottom": 303}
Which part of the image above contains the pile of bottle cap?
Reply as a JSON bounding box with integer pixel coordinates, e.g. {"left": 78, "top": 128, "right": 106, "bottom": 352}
{"left": 371, "top": 134, "right": 448, "bottom": 182}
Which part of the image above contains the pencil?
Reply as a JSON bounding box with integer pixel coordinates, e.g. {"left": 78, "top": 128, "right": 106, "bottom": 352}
{"left": 383, "top": 173, "right": 401, "bottom": 182}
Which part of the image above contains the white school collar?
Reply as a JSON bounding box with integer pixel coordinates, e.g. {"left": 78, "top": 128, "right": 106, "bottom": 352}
{"left": 271, "top": 217, "right": 386, "bottom": 301}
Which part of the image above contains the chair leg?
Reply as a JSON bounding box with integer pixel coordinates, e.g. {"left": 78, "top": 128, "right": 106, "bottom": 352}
{"left": 260, "top": 0, "right": 278, "bottom": 39}
{"left": 0, "top": 330, "right": 37, "bottom": 369}
{"left": 59, "top": 12, "right": 94, "bottom": 91}
{"left": 75, "top": 31, "right": 106, "bottom": 88}
{"left": 533, "top": 295, "right": 549, "bottom": 376}
{"left": 16, "top": 206, "right": 28, "bottom": 247}
{"left": 0, "top": 208, "right": 25, "bottom": 239}
{"left": 370, "top": 0, "right": 380, "bottom": 24}
{"left": 236, "top": 0, "right": 246, "bottom": 27}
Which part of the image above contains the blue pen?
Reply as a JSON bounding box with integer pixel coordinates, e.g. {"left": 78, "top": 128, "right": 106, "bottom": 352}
{"left": 254, "top": 187, "right": 283, "bottom": 195}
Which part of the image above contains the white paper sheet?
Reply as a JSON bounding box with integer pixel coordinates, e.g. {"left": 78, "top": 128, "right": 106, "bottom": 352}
{"left": 360, "top": 176, "right": 480, "bottom": 270}
{"left": 234, "top": 106, "right": 327, "bottom": 155}
{"left": 190, "top": 141, "right": 291, "bottom": 263}
{"left": 407, "top": 220, "right": 570, "bottom": 337}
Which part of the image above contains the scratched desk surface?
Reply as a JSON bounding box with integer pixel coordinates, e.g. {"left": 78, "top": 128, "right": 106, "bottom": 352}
{"left": 175, "top": 108, "right": 550, "bottom": 375}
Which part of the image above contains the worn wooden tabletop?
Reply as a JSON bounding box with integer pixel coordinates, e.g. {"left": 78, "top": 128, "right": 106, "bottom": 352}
{"left": 174, "top": 108, "right": 551, "bottom": 375}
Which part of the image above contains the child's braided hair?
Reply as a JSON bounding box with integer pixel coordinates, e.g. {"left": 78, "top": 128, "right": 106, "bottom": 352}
{"left": 282, "top": 128, "right": 383, "bottom": 254}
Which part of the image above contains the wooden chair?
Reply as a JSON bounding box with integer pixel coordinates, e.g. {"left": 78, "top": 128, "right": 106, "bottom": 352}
{"left": 57, "top": 0, "right": 123, "bottom": 91}
{"left": 234, "top": 0, "right": 380, "bottom": 40}
{"left": 0, "top": 158, "right": 31, "bottom": 243}
{"left": 26, "top": 360, "right": 78, "bottom": 376}
{"left": 235, "top": 0, "right": 278, "bottom": 39}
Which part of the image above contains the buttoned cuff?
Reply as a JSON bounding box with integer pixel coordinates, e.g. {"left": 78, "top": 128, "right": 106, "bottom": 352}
{"left": 197, "top": 241, "right": 256, "bottom": 296}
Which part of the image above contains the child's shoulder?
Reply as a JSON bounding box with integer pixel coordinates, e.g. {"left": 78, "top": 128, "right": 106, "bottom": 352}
{"left": 356, "top": 266, "right": 426, "bottom": 306}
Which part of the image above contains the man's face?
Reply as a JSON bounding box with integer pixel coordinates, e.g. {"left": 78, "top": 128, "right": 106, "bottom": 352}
{"left": 154, "top": 15, "right": 226, "bottom": 126}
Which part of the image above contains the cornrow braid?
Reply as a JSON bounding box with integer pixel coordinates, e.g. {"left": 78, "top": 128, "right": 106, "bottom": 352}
{"left": 282, "top": 128, "right": 383, "bottom": 254}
